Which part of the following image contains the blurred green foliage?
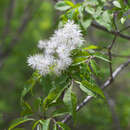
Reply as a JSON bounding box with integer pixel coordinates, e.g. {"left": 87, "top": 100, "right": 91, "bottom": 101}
{"left": 0, "top": 0, "right": 56, "bottom": 129}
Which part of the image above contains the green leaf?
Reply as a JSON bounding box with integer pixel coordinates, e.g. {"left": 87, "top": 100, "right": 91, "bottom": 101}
{"left": 85, "top": 45, "right": 98, "bottom": 50}
{"left": 52, "top": 112, "right": 68, "bottom": 118}
{"left": 85, "top": 6, "right": 95, "bottom": 15}
{"left": 95, "top": 55, "right": 110, "bottom": 62}
{"left": 40, "top": 119, "right": 51, "bottom": 130}
{"left": 43, "top": 85, "right": 66, "bottom": 110}
{"left": 94, "top": 53, "right": 110, "bottom": 62}
{"left": 93, "top": 6, "right": 103, "bottom": 18}
{"left": 90, "top": 60, "right": 99, "bottom": 76}
{"left": 66, "top": 9, "right": 75, "bottom": 20}
{"left": 9, "top": 117, "right": 34, "bottom": 130}
{"left": 63, "top": 85, "right": 77, "bottom": 121}
{"left": 78, "top": 6, "right": 84, "bottom": 18}
{"left": 32, "top": 120, "right": 41, "bottom": 130}
{"left": 65, "top": 1, "right": 74, "bottom": 7}
{"left": 21, "top": 101, "right": 33, "bottom": 116}
{"left": 75, "top": 81, "right": 95, "bottom": 96}
{"left": 33, "top": 97, "right": 41, "bottom": 112}
{"left": 84, "top": 0, "right": 99, "bottom": 6}
{"left": 85, "top": 2, "right": 112, "bottom": 31}
{"left": 113, "top": 1, "right": 121, "bottom": 8}
{"left": 53, "top": 124, "right": 58, "bottom": 130}
{"left": 63, "top": 86, "right": 72, "bottom": 111}
{"left": 52, "top": 106, "right": 69, "bottom": 117}
{"left": 57, "top": 122, "right": 71, "bottom": 130}
{"left": 71, "top": 92, "right": 77, "bottom": 121}
{"left": 81, "top": 80, "right": 105, "bottom": 98}
{"left": 55, "top": 1, "right": 72, "bottom": 11}
{"left": 95, "top": 11, "right": 112, "bottom": 31}
{"left": 72, "top": 56, "right": 89, "bottom": 66}
{"left": 121, "top": 17, "right": 126, "bottom": 24}
{"left": 21, "top": 72, "right": 41, "bottom": 101}
{"left": 81, "top": 18, "right": 92, "bottom": 29}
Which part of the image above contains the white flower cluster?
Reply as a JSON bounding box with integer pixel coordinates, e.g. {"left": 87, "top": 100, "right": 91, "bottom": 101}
{"left": 27, "top": 21, "right": 84, "bottom": 76}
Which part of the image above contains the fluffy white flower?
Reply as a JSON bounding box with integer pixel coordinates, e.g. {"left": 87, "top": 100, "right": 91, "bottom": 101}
{"left": 62, "top": 20, "right": 84, "bottom": 47}
{"left": 38, "top": 40, "right": 47, "bottom": 50}
{"left": 45, "top": 41, "right": 58, "bottom": 55}
{"left": 56, "top": 45, "right": 70, "bottom": 58}
{"left": 54, "top": 58, "right": 72, "bottom": 75}
{"left": 27, "top": 54, "right": 56, "bottom": 75}
{"left": 27, "top": 21, "right": 84, "bottom": 76}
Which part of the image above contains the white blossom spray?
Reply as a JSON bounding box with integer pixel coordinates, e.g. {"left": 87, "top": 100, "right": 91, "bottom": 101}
{"left": 27, "top": 21, "right": 84, "bottom": 76}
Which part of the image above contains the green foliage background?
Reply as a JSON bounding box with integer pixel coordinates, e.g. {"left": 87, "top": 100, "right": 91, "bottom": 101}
{"left": 0, "top": 0, "right": 130, "bottom": 130}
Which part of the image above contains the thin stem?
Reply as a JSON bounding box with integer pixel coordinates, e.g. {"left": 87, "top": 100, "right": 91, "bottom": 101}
{"left": 107, "top": 35, "right": 117, "bottom": 79}
{"left": 91, "top": 22, "right": 130, "bottom": 40}
{"left": 107, "top": 13, "right": 118, "bottom": 79}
